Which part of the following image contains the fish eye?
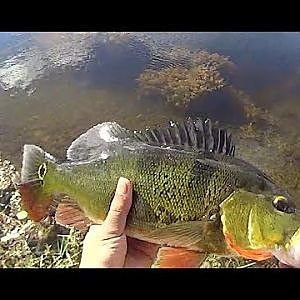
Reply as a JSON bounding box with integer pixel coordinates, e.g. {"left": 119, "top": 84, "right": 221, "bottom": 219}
{"left": 273, "top": 196, "right": 296, "bottom": 214}
{"left": 38, "top": 163, "right": 47, "bottom": 180}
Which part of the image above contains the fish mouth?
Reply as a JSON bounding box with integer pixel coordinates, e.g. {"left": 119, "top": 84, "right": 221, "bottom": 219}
{"left": 18, "top": 181, "right": 52, "bottom": 222}
{"left": 272, "top": 228, "right": 300, "bottom": 268}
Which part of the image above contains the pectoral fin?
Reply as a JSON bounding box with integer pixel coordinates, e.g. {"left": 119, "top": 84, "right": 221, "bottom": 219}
{"left": 145, "top": 220, "right": 220, "bottom": 249}
{"left": 55, "top": 202, "right": 94, "bottom": 231}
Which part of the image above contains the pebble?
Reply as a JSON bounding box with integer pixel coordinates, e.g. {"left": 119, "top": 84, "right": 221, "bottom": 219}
{"left": 16, "top": 210, "right": 28, "bottom": 220}
{"left": 200, "top": 261, "right": 211, "bottom": 268}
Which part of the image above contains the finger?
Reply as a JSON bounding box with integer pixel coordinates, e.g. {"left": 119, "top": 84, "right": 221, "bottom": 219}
{"left": 278, "top": 261, "right": 294, "bottom": 268}
{"left": 80, "top": 224, "right": 127, "bottom": 268}
{"left": 103, "top": 177, "right": 132, "bottom": 236}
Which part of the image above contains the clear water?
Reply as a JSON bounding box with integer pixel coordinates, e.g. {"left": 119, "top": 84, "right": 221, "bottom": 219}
{"left": 0, "top": 32, "right": 299, "bottom": 201}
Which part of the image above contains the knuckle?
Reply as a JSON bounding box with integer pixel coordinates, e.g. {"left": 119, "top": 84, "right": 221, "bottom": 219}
{"left": 112, "top": 194, "right": 130, "bottom": 212}
{"left": 101, "top": 222, "right": 122, "bottom": 237}
{"left": 114, "top": 192, "right": 128, "bottom": 203}
{"left": 110, "top": 206, "right": 126, "bottom": 218}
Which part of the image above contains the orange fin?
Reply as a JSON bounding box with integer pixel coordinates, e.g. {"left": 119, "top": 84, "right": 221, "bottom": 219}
{"left": 224, "top": 232, "right": 273, "bottom": 261}
{"left": 55, "top": 202, "right": 93, "bottom": 231}
{"left": 153, "top": 247, "right": 206, "bottom": 268}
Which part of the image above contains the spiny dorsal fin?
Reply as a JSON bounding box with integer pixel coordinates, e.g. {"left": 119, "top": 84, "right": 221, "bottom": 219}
{"left": 66, "top": 118, "right": 235, "bottom": 162}
{"left": 133, "top": 118, "right": 235, "bottom": 156}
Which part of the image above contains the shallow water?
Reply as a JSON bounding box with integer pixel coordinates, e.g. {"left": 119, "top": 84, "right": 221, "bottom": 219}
{"left": 0, "top": 32, "right": 300, "bottom": 201}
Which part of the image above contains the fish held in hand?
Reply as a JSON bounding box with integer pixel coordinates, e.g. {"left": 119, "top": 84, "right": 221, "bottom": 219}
{"left": 18, "top": 118, "right": 300, "bottom": 267}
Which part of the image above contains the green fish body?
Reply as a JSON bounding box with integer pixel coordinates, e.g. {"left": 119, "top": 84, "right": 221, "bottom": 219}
{"left": 19, "top": 119, "right": 300, "bottom": 267}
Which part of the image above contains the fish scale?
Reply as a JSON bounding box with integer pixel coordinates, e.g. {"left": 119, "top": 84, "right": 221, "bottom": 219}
{"left": 50, "top": 148, "right": 265, "bottom": 229}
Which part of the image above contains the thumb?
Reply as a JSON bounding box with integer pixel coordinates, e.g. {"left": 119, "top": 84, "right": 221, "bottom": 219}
{"left": 102, "top": 177, "right": 132, "bottom": 237}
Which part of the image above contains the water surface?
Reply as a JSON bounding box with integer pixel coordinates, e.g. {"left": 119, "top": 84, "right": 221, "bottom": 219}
{"left": 0, "top": 32, "right": 300, "bottom": 200}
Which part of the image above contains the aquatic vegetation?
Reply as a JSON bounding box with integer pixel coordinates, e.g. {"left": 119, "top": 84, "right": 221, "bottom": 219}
{"left": 229, "top": 87, "right": 275, "bottom": 126}
{"left": 137, "top": 65, "right": 226, "bottom": 107}
{"left": 239, "top": 122, "right": 258, "bottom": 139}
{"left": 137, "top": 48, "right": 231, "bottom": 107}
{"left": 236, "top": 129, "right": 300, "bottom": 204}
{"left": 264, "top": 134, "right": 300, "bottom": 200}
{"left": 137, "top": 44, "right": 275, "bottom": 123}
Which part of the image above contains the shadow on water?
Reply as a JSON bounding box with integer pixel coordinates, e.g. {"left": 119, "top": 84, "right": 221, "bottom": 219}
{"left": 183, "top": 32, "right": 300, "bottom": 94}
{"left": 186, "top": 87, "right": 246, "bottom": 125}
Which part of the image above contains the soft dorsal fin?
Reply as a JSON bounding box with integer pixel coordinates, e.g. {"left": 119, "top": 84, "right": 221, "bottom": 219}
{"left": 67, "top": 122, "right": 132, "bottom": 161}
{"left": 66, "top": 118, "right": 235, "bottom": 161}
{"left": 133, "top": 118, "right": 235, "bottom": 156}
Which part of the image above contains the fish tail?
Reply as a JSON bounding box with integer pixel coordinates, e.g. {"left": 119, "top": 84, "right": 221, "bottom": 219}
{"left": 21, "top": 144, "right": 56, "bottom": 183}
{"left": 19, "top": 145, "right": 57, "bottom": 221}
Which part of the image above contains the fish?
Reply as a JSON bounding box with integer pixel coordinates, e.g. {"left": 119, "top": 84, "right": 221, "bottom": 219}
{"left": 18, "top": 118, "right": 300, "bottom": 268}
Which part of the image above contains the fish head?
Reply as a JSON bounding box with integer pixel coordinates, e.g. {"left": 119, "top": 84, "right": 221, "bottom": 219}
{"left": 18, "top": 144, "right": 59, "bottom": 222}
{"left": 220, "top": 190, "right": 300, "bottom": 267}
{"left": 19, "top": 152, "right": 56, "bottom": 222}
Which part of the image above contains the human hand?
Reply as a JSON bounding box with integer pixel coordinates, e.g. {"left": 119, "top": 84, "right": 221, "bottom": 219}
{"left": 79, "top": 177, "right": 159, "bottom": 268}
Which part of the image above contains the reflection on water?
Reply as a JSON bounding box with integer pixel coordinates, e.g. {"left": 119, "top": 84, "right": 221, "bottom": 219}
{"left": 0, "top": 33, "right": 103, "bottom": 91}
{"left": 0, "top": 32, "right": 300, "bottom": 201}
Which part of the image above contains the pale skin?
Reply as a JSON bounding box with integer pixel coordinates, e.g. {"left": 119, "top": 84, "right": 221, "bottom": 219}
{"left": 79, "top": 177, "right": 160, "bottom": 268}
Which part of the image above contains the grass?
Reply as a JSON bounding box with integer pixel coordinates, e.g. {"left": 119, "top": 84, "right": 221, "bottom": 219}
{"left": 0, "top": 210, "right": 84, "bottom": 268}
